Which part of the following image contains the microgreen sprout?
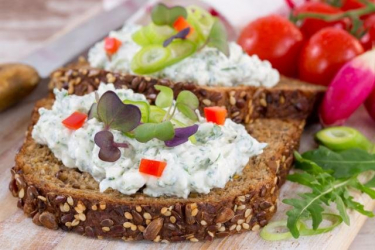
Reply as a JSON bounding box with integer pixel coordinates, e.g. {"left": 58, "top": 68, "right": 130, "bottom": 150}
{"left": 151, "top": 3, "right": 187, "bottom": 26}
{"left": 90, "top": 87, "right": 200, "bottom": 162}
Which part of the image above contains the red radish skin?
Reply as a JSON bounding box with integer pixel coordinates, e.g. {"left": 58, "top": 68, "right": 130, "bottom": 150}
{"left": 365, "top": 88, "right": 375, "bottom": 122}
{"left": 319, "top": 50, "right": 375, "bottom": 126}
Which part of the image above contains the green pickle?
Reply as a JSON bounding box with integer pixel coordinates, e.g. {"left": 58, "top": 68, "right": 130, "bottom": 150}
{"left": 315, "top": 126, "right": 374, "bottom": 152}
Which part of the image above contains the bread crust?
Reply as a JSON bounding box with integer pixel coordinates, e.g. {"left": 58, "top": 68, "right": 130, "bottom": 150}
{"left": 49, "top": 66, "right": 325, "bottom": 124}
{"left": 9, "top": 98, "right": 304, "bottom": 242}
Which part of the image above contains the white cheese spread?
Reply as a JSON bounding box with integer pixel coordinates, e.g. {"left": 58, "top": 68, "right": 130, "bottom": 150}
{"left": 88, "top": 24, "right": 280, "bottom": 88}
{"left": 32, "top": 83, "right": 266, "bottom": 198}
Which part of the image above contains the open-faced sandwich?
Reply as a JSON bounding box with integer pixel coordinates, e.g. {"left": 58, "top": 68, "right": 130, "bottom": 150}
{"left": 10, "top": 3, "right": 325, "bottom": 243}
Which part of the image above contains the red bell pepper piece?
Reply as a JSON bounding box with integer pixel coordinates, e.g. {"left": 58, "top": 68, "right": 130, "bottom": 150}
{"left": 173, "top": 16, "right": 194, "bottom": 37}
{"left": 62, "top": 111, "right": 87, "bottom": 130}
{"left": 204, "top": 106, "right": 227, "bottom": 125}
{"left": 104, "top": 37, "right": 122, "bottom": 55}
{"left": 139, "top": 159, "right": 167, "bottom": 177}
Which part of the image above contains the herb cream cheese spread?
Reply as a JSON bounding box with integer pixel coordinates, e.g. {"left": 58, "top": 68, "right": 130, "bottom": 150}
{"left": 88, "top": 24, "right": 280, "bottom": 88}
{"left": 32, "top": 84, "right": 266, "bottom": 198}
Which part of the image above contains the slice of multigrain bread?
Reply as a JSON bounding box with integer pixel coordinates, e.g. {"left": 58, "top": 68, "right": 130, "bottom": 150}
{"left": 9, "top": 97, "right": 304, "bottom": 242}
{"left": 49, "top": 64, "right": 325, "bottom": 124}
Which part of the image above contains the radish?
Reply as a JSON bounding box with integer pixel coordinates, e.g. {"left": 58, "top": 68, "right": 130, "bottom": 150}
{"left": 319, "top": 49, "right": 375, "bottom": 126}
{"left": 365, "top": 87, "right": 375, "bottom": 122}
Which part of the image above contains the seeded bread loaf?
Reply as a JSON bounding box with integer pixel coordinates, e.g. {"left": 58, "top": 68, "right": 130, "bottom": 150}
{"left": 49, "top": 65, "right": 325, "bottom": 123}
{"left": 9, "top": 97, "right": 304, "bottom": 242}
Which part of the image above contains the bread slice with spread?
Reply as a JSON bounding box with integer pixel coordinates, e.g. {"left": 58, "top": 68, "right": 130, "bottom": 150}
{"left": 49, "top": 5, "right": 325, "bottom": 124}
{"left": 10, "top": 4, "right": 320, "bottom": 243}
{"left": 10, "top": 93, "right": 303, "bottom": 242}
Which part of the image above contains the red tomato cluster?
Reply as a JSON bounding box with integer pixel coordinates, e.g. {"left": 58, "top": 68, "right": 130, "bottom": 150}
{"left": 238, "top": 1, "right": 375, "bottom": 86}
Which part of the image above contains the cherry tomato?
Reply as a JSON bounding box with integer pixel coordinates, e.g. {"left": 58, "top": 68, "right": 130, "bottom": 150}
{"left": 299, "top": 27, "right": 364, "bottom": 86}
{"left": 295, "top": 2, "right": 349, "bottom": 38}
{"left": 361, "top": 14, "right": 375, "bottom": 50}
{"left": 237, "top": 15, "right": 304, "bottom": 77}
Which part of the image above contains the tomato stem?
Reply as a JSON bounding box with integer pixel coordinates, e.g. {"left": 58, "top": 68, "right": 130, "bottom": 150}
{"left": 294, "top": 3, "right": 375, "bottom": 22}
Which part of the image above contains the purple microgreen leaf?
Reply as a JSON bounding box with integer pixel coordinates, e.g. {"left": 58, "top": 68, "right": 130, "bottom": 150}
{"left": 163, "top": 27, "right": 190, "bottom": 47}
{"left": 97, "top": 91, "right": 141, "bottom": 133}
{"left": 165, "top": 124, "right": 199, "bottom": 147}
{"left": 154, "top": 85, "right": 174, "bottom": 108}
{"left": 88, "top": 103, "right": 99, "bottom": 120}
{"left": 151, "top": 3, "right": 187, "bottom": 26}
{"left": 176, "top": 103, "right": 199, "bottom": 121}
{"left": 207, "top": 19, "right": 230, "bottom": 57}
{"left": 134, "top": 121, "right": 175, "bottom": 143}
{"left": 94, "top": 130, "right": 128, "bottom": 162}
{"left": 98, "top": 146, "right": 121, "bottom": 162}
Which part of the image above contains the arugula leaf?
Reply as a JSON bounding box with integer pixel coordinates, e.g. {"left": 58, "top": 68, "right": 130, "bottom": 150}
{"left": 207, "top": 19, "right": 229, "bottom": 57}
{"left": 286, "top": 147, "right": 375, "bottom": 238}
{"left": 154, "top": 85, "right": 174, "bottom": 108}
{"left": 294, "top": 151, "right": 327, "bottom": 175}
{"left": 302, "top": 146, "right": 375, "bottom": 179}
{"left": 283, "top": 176, "right": 351, "bottom": 238}
{"left": 97, "top": 91, "right": 141, "bottom": 133}
{"left": 365, "top": 176, "right": 375, "bottom": 188}
{"left": 151, "top": 3, "right": 187, "bottom": 26}
{"left": 287, "top": 172, "right": 318, "bottom": 189}
{"left": 334, "top": 193, "right": 350, "bottom": 225}
{"left": 343, "top": 190, "right": 374, "bottom": 217}
{"left": 134, "top": 121, "right": 175, "bottom": 143}
{"left": 349, "top": 179, "right": 375, "bottom": 199}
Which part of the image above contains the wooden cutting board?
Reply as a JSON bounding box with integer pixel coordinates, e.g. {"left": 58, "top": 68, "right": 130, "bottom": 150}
{"left": 0, "top": 0, "right": 374, "bottom": 249}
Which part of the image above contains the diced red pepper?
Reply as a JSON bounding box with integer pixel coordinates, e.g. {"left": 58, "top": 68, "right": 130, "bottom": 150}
{"left": 204, "top": 107, "right": 227, "bottom": 125}
{"left": 173, "top": 16, "right": 194, "bottom": 37}
{"left": 104, "top": 37, "right": 122, "bottom": 55}
{"left": 139, "top": 159, "right": 167, "bottom": 177}
{"left": 62, "top": 112, "right": 87, "bottom": 130}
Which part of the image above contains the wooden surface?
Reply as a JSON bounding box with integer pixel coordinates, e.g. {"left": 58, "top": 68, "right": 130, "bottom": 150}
{"left": 0, "top": 0, "right": 101, "bottom": 63}
{"left": 0, "top": 0, "right": 374, "bottom": 249}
